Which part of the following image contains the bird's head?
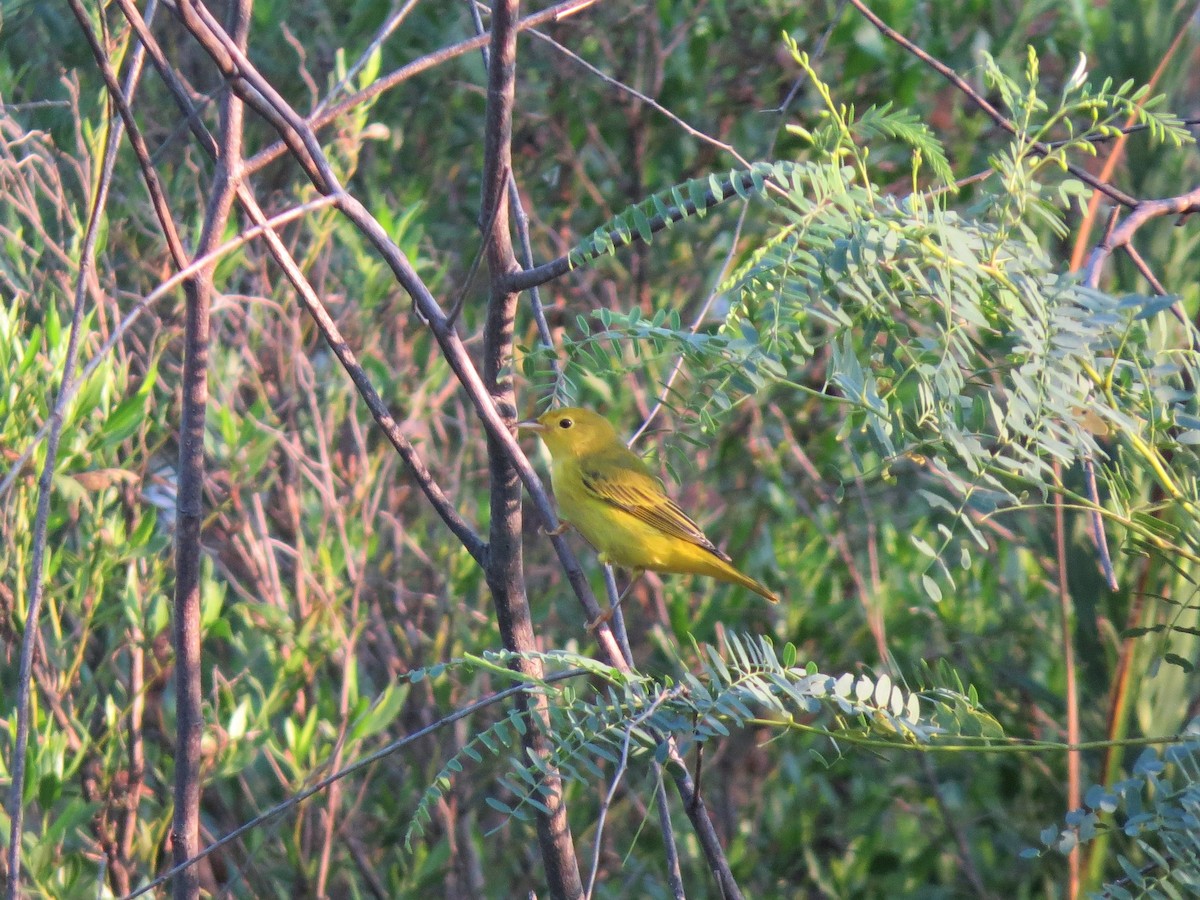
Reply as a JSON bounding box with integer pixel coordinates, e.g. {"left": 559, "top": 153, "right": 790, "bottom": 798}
{"left": 518, "top": 407, "right": 621, "bottom": 459}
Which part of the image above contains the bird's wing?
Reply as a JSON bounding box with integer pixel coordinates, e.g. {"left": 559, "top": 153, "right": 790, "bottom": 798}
{"left": 578, "top": 450, "right": 730, "bottom": 561}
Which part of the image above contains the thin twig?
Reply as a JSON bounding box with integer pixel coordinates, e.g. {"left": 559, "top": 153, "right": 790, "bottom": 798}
{"left": 602, "top": 566, "right": 634, "bottom": 663}
{"left": 652, "top": 765, "right": 686, "bottom": 900}
{"left": 313, "top": 0, "right": 424, "bottom": 115}
{"left": 920, "top": 755, "right": 992, "bottom": 900}
{"left": 465, "top": 0, "right": 559, "bottom": 375}
{"left": 446, "top": 163, "right": 510, "bottom": 326}
{"left": 169, "top": 0, "right": 250, "bottom": 891}
{"left": 772, "top": 405, "right": 889, "bottom": 661}
{"left": 586, "top": 688, "right": 681, "bottom": 899}
{"left": 629, "top": 199, "right": 751, "bottom": 446}
{"left": 6, "top": 3, "right": 160, "bottom": 894}
{"left": 522, "top": 22, "right": 751, "bottom": 169}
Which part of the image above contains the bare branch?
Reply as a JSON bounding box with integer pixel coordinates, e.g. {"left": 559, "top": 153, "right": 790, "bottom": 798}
{"left": 112, "top": 0, "right": 487, "bottom": 564}
{"left": 1080, "top": 185, "right": 1200, "bottom": 288}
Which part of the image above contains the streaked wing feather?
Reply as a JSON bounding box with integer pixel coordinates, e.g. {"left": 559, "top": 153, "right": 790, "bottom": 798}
{"left": 579, "top": 458, "right": 729, "bottom": 561}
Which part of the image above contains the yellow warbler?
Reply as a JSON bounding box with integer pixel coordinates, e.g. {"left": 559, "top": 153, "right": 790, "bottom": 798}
{"left": 519, "top": 407, "right": 779, "bottom": 606}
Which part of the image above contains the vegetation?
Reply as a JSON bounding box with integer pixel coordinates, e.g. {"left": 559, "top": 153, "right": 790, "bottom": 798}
{"left": 2, "top": 0, "right": 1199, "bottom": 897}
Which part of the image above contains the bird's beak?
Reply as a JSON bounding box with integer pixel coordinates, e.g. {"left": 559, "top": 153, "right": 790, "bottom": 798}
{"left": 517, "top": 419, "right": 545, "bottom": 434}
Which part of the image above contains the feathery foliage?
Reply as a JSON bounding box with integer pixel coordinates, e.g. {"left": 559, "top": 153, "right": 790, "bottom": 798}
{"left": 1030, "top": 731, "right": 1200, "bottom": 898}
{"left": 402, "top": 635, "right": 997, "bottom": 846}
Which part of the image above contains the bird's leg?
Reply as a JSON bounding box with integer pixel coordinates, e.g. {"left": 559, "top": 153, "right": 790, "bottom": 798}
{"left": 586, "top": 568, "right": 644, "bottom": 632}
{"left": 540, "top": 520, "right": 571, "bottom": 537}
{"left": 613, "top": 570, "right": 642, "bottom": 611}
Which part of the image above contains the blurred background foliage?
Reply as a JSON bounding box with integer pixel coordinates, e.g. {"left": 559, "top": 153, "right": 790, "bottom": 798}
{"left": 2, "top": 0, "right": 1200, "bottom": 896}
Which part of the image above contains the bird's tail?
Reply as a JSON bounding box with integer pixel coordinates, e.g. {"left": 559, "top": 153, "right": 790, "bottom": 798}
{"left": 717, "top": 558, "right": 780, "bottom": 604}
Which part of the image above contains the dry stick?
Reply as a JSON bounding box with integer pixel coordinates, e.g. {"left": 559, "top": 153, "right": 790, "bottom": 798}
{"left": 1082, "top": 185, "right": 1200, "bottom": 282}
{"left": 122, "top": 617, "right": 147, "bottom": 893}
{"left": 627, "top": 201, "right": 749, "bottom": 447}
{"left": 445, "top": 161, "right": 510, "bottom": 326}
{"left": 769, "top": 0, "right": 850, "bottom": 114}
{"left": 1122, "top": 242, "right": 1197, "bottom": 355}
{"left": 585, "top": 688, "right": 681, "bottom": 900}
{"left": 313, "top": 0, "right": 423, "bottom": 117}
{"left": 477, "top": 1, "right": 584, "bottom": 896}
{"left": 666, "top": 745, "right": 742, "bottom": 900}
{"left": 771, "top": 406, "right": 889, "bottom": 661}
{"left": 88, "top": 6, "right": 158, "bottom": 895}
{"left": 315, "top": 574, "right": 370, "bottom": 897}
{"left": 845, "top": 0, "right": 1136, "bottom": 210}
{"left": 599, "top": 566, "right": 634, "bottom": 666}
{"left": 1063, "top": 6, "right": 1197, "bottom": 595}
{"left": 919, "top": 755, "right": 992, "bottom": 899}
{"left": 626, "top": 0, "right": 843, "bottom": 446}
{"left": 652, "top": 766, "right": 686, "bottom": 900}
{"left": 1075, "top": 210, "right": 1125, "bottom": 598}
{"left": 521, "top": 22, "right": 751, "bottom": 170}
{"left": 4, "top": 3, "right": 166, "bottom": 896}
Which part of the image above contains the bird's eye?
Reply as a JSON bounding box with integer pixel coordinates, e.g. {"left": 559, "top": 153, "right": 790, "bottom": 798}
{"left": 558, "top": 417, "right": 573, "bottom": 429}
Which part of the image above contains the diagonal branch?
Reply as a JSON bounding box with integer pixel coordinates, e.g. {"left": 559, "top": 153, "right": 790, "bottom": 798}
{"left": 168, "top": 0, "right": 627, "bottom": 666}
{"left": 112, "top": 0, "right": 485, "bottom": 564}
{"left": 520, "top": 17, "right": 751, "bottom": 168}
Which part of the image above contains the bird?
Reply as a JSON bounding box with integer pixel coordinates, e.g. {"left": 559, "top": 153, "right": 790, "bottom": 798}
{"left": 519, "top": 406, "right": 779, "bottom": 624}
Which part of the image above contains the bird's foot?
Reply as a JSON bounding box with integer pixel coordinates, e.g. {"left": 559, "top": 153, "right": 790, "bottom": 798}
{"left": 585, "top": 607, "right": 615, "bottom": 633}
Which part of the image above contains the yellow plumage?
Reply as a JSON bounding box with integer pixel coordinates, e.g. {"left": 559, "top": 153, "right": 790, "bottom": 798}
{"left": 519, "top": 407, "right": 778, "bottom": 604}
